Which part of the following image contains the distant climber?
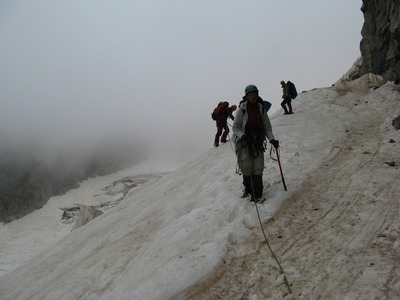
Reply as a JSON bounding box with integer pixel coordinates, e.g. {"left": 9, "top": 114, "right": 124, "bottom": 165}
{"left": 280, "top": 80, "right": 297, "bottom": 115}
{"left": 232, "top": 84, "right": 279, "bottom": 202}
{"left": 213, "top": 102, "right": 237, "bottom": 147}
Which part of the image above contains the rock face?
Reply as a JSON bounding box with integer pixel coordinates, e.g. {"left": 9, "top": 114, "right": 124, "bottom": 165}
{"left": 359, "top": 0, "right": 400, "bottom": 83}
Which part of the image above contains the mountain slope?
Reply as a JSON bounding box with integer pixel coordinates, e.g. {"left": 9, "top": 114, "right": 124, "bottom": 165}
{"left": 178, "top": 75, "right": 400, "bottom": 299}
{"left": 0, "top": 74, "right": 399, "bottom": 299}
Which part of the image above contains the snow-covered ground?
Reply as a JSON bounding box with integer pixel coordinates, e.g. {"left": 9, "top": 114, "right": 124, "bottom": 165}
{"left": 0, "top": 74, "right": 399, "bottom": 299}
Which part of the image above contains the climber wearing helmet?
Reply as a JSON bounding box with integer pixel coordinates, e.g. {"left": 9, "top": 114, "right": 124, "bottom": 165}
{"left": 232, "top": 84, "right": 279, "bottom": 202}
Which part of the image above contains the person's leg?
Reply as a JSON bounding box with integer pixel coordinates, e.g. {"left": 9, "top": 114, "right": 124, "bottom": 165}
{"left": 281, "top": 99, "right": 288, "bottom": 114}
{"left": 252, "top": 151, "right": 265, "bottom": 199}
{"left": 214, "top": 121, "right": 223, "bottom": 146}
{"left": 251, "top": 175, "right": 263, "bottom": 199}
{"left": 236, "top": 141, "right": 253, "bottom": 197}
{"left": 221, "top": 122, "right": 229, "bottom": 143}
{"left": 242, "top": 175, "right": 251, "bottom": 197}
{"left": 287, "top": 98, "right": 293, "bottom": 114}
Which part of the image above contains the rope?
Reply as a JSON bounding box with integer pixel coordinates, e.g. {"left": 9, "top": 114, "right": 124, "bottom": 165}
{"left": 254, "top": 200, "right": 293, "bottom": 294}
{"left": 227, "top": 113, "right": 293, "bottom": 295}
{"left": 247, "top": 146, "right": 293, "bottom": 295}
{"left": 270, "top": 146, "right": 278, "bottom": 161}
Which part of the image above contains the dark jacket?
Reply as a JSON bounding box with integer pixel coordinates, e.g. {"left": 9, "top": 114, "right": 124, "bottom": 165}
{"left": 219, "top": 107, "right": 235, "bottom": 122}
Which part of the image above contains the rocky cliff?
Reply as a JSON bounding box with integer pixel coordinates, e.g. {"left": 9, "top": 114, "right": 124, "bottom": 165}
{"left": 358, "top": 0, "right": 400, "bottom": 83}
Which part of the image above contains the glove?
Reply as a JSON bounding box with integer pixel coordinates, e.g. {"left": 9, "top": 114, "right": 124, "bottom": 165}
{"left": 270, "top": 139, "right": 279, "bottom": 148}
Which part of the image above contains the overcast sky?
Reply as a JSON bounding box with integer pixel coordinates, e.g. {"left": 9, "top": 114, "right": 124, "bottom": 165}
{"left": 0, "top": 0, "right": 364, "bottom": 163}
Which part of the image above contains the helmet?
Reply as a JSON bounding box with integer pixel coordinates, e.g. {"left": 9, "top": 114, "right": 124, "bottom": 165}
{"left": 245, "top": 85, "right": 258, "bottom": 95}
{"left": 231, "top": 104, "right": 237, "bottom": 111}
{"left": 280, "top": 80, "right": 285, "bottom": 85}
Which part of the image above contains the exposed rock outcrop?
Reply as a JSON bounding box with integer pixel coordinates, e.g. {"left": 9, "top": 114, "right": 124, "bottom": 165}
{"left": 393, "top": 115, "right": 400, "bottom": 130}
{"left": 358, "top": 0, "right": 400, "bottom": 83}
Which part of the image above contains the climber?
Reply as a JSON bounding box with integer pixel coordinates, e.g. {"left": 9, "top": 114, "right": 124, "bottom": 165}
{"left": 280, "top": 80, "right": 293, "bottom": 114}
{"left": 213, "top": 103, "right": 237, "bottom": 147}
{"left": 232, "top": 84, "right": 279, "bottom": 202}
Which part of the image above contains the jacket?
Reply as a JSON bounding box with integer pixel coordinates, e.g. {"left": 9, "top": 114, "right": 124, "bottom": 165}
{"left": 232, "top": 100, "right": 275, "bottom": 144}
{"left": 282, "top": 83, "right": 291, "bottom": 99}
{"left": 220, "top": 107, "right": 235, "bottom": 121}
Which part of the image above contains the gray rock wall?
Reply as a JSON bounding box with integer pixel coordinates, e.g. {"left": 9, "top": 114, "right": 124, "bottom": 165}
{"left": 359, "top": 0, "right": 400, "bottom": 83}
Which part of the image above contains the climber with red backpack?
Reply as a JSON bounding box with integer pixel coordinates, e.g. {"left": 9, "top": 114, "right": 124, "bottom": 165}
{"left": 212, "top": 102, "right": 237, "bottom": 147}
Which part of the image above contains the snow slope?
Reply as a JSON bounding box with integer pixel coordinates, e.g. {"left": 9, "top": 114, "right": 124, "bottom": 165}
{"left": 0, "top": 74, "right": 399, "bottom": 299}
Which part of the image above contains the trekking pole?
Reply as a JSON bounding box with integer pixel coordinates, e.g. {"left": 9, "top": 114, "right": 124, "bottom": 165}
{"left": 275, "top": 146, "right": 287, "bottom": 191}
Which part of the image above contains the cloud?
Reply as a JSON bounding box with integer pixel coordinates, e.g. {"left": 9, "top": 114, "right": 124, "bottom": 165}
{"left": 0, "top": 0, "right": 364, "bottom": 164}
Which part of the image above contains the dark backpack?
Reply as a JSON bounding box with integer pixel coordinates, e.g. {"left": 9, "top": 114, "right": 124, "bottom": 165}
{"left": 287, "top": 81, "right": 297, "bottom": 99}
{"left": 211, "top": 101, "right": 229, "bottom": 120}
{"left": 263, "top": 100, "right": 272, "bottom": 112}
{"left": 239, "top": 98, "right": 271, "bottom": 113}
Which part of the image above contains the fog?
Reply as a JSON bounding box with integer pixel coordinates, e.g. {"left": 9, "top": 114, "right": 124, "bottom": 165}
{"left": 0, "top": 0, "right": 363, "bottom": 165}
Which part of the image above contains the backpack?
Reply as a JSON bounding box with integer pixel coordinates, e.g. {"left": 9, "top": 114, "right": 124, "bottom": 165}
{"left": 211, "top": 101, "right": 229, "bottom": 120}
{"left": 263, "top": 100, "right": 272, "bottom": 112}
{"left": 239, "top": 98, "right": 271, "bottom": 113}
{"left": 287, "top": 81, "right": 297, "bottom": 99}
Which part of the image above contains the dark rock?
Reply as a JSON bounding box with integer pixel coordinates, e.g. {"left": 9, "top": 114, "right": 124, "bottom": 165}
{"left": 393, "top": 116, "right": 400, "bottom": 130}
{"left": 358, "top": 0, "right": 400, "bottom": 83}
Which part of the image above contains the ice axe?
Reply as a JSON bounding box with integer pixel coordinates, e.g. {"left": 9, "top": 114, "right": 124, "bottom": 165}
{"left": 274, "top": 146, "right": 287, "bottom": 191}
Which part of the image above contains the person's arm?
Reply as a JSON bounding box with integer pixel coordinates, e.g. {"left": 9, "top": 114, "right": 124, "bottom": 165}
{"left": 229, "top": 109, "right": 235, "bottom": 120}
{"left": 232, "top": 108, "right": 245, "bottom": 142}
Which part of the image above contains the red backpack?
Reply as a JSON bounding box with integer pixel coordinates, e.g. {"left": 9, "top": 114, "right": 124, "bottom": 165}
{"left": 211, "top": 101, "right": 229, "bottom": 120}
